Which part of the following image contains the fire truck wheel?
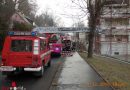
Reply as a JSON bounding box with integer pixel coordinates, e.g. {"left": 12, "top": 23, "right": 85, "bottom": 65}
{"left": 34, "top": 65, "right": 44, "bottom": 77}
{"left": 47, "top": 60, "right": 51, "bottom": 67}
{"left": 39, "top": 65, "right": 44, "bottom": 76}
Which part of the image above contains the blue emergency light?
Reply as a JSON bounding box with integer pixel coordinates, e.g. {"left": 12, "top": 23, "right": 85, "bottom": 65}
{"left": 31, "top": 32, "right": 37, "bottom": 36}
{"left": 8, "top": 31, "right": 14, "bottom": 36}
{"left": 8, "top": 31, "right": 37, "bottom": 36}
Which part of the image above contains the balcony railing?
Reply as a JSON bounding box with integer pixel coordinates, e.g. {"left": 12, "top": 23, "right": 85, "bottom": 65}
{"left": 100, "top": 25, "right": 130, "bottom": 30}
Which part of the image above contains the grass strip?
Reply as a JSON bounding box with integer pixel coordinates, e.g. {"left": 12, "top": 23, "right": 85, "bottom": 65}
{"left": 79, "top": 52, "right": 130, "bottom": 90}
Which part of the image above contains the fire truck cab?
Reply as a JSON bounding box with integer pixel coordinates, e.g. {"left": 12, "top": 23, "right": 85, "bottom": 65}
{"left": 49, "top": 34, "right": 62, "bottom": 56}
{"left": 62, "top": 35, "right": 72, "bottom": 52}
{"left": 0, "top": 31, "right": 51, "bottom": 77}
{"left": 62, "top": 40, "right": 72, "bottom": 51}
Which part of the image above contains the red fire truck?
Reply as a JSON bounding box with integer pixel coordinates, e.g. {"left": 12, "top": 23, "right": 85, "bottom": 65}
{"left": 62, "top": 36, "right": 72, "bottom": 52}
{"left": 0, "top": 31, "right": 51, "bottom": 77}
{"left": 45, "top": 33, "right": 62, "bottom": 56}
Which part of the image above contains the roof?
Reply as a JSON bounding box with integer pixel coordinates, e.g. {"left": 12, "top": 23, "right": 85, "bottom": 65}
{"left": 11, "top": 12, "right": 33, "bottom": 25}
{"left": 16, "top": 12, "right": 32, "bottom": 25}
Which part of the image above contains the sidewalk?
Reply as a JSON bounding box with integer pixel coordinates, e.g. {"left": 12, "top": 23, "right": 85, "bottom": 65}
{"left": 55, "top": 52, "right": 113, "bottom": 90}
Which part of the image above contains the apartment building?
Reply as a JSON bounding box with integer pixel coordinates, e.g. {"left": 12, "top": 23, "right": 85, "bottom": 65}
{"left": 96, "top": 0, "right": 130, "bottom": 56}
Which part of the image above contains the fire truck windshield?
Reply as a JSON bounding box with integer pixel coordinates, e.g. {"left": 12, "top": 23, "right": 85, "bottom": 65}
{"left": 11, "top": 40, "right": 32, "bottom": 52}
{"left": 49, "top": 34, "right": 61, "bottom": 43}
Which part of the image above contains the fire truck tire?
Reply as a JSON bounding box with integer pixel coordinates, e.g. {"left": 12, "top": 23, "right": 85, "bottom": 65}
{"left": 47, "top": 60, "right": 51, "bottom": 67}
{"left": 35, "top": 65, "right": 44, "bottom": 77}
{"left": 39, "top": 65, "right": 44, "bottom": 76}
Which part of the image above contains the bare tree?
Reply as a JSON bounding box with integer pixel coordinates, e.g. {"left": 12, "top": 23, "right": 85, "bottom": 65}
{"left": 71, "top": 0, "right": 107, "bottom": 58}
{"left": 73, "top": 21, "right": 85, "bottom": 37}
{"left": 0, "top": 0, "right": 37, "bottom": 30}
{"left": 0, "top": 0, "right": 37, "bottom": 51}
{"left": 87, "top": 0, "right": 107, "bottom": 58}
{"left": 35, "top": 11, "right": 59, "bottom": 27}
{"left": 17, "top": 0, "right": 37, "bottom": 20}
{"left": 0, "top": 0, "right": 16, "bottom": 51}
{"left": 73, "top": 21, "right": 85, "bottom": 27}
{"left": 0, "top": 0, "right": 15, "bottom": 30}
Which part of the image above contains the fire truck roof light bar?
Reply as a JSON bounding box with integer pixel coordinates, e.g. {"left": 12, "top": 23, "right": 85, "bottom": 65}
{"left": 8, "top": 31, "right": 37, "bottom": 36}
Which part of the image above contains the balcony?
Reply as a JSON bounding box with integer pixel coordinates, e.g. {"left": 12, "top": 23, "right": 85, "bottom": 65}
{"left": 104, "top": 0, "right": 129, "bottom": 7}
{"left": 100, "top": 25, "right": 130, "bottom": 30}
{"left": 101, "top": 14, "right": 130, "bottom": 19}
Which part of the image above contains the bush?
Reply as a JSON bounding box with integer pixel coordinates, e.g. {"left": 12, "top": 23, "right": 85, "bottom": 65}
{"left": 13, "top": 21, "right": 33, "bottom": 31}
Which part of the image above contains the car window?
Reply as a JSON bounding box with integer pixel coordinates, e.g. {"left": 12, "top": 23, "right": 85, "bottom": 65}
{"left": 11, "top": 40, "right": 32, "bottom": 52}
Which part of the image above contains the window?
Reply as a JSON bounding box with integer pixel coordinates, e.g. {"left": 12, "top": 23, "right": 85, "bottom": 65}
{"left": 63, "top": 40, "right": 71, "bottom": 46}
{"left": 40, "top": 40, "right": 46, "bottom": 51}
{"left": 105, "top": 0, "right": 129, "bottom": 5}
{"left": 114, "top": 52, "right": 119, "bottom": 55}
{"left": 117, "top": 38, "right": 121, "bottom": 41}
{"left": 105, "top": 18, "right": 129, "bottom": 26}
{"left": 49, "top": 34, "right": 60, "bottom": 43}
{"left": 11, "top": 40, "right": 32, "bottom": 52}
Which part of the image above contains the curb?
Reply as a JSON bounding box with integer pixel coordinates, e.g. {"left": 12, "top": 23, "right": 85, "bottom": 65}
{"left": 84, "top": 59, "right": 115, "bottom": 90}
{"left": 49, "top": 64, "right": 60, "bottom": 90}
{"left": 49, "top": 60, "right": 64, "bottom": 90}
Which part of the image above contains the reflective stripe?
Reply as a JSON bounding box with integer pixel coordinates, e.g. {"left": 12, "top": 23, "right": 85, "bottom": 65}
{"left": 33, "top": 39, "right": 39, "bottom": 55}
{"left": 0, "top": 66, "right": 16, "bottom": 71}
{"left": 24, "top": 67, "right": 41, "bottom": 71}
{"left": 10, "top": 87, "right": 17, "bottom": 90}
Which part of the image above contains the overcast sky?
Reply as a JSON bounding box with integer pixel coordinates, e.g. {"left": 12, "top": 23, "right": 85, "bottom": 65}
{"left": 35, "top": 0, "right": 88, "bottom": 27}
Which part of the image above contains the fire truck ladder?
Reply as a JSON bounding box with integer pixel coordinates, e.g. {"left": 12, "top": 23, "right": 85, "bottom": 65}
{"left": 33, "top": 27, "right": 89, "bottom": 33}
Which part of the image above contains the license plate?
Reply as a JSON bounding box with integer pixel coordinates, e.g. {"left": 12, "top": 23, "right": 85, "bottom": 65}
{"left": 0, "top": 66, "right": 14, "bottom": 71}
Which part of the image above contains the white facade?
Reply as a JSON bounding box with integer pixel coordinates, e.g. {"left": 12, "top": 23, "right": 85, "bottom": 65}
{"left": 100, "top": 0, "right": 130, "bottom": 56}
{"left": 79, "top": 32, "right": 86, "bottom": 44}
{"left": 101, "top": 42, "right": 130, "bottom": 56}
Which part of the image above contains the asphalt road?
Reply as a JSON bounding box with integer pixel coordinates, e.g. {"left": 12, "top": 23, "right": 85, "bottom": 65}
{"left": 0, "top": 53, "right": 113, "bottom": 90}
{"left": 0, "top": 56, "right": 65, "bottom": 90}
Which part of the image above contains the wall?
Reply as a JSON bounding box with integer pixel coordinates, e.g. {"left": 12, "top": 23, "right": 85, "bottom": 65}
{"left": 11, "top": 13, "right": 25, "bottom": 23}
{"left": 101, "top": 42, "right": 130, "bottom": 56}
{"left": 79, "top": 33, "right": 86, "bottom": 40}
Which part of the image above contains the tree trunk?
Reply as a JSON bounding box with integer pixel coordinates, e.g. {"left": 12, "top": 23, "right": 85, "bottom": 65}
{"left": 87, "top": 17, "right": 96, "bottom": 58}
{"left": 87, "top": 11, "right": 97, "bottom": 58}
{"left": 87, "top": 30, "right": 95, "bottom": 58}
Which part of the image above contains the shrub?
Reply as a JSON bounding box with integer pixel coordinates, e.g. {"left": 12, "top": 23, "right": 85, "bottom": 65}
{"left": 13, "top": 21, "right": 33, "bottom": 31}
